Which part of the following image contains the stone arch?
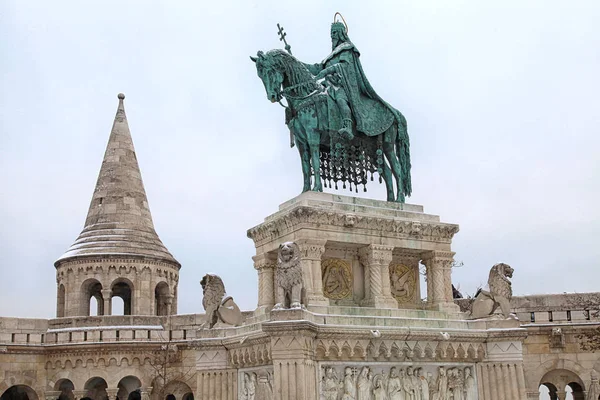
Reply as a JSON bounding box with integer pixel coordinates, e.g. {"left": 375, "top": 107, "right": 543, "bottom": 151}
{"left": 532, "top": 359, "right": 587, "bottom": 392}
{"left": 111, "top": 278, "right": 134, "bottom": 315}
{"left": 0, "top": 385, "right": 39, "bottom": 400}
{"left": 57, "top": 284, "right": 66, "bottom": 318}
{"left": 54, "top": 379, "right": 74, "bottom": 400}
{"left": 154, "top": 281, "right": 171, "bottom": 316}
{"left": 84, "top": 377, "right": 108, "bottom": 400}
{"left": 117, "top": 376, "right": 141, "bottom": 400}
{"left": 160, "top": 381, "right": 192, "bottom": 400}
{"left": 80, "top": 279, "right": 104, "bottom": 316}
{"left": 539, "top": 369, "right": 585, "bottom": 400}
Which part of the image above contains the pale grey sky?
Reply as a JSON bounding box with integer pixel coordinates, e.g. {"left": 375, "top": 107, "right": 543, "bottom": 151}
{"left": 1, "top": 1, "right": 599, "bottom": 318}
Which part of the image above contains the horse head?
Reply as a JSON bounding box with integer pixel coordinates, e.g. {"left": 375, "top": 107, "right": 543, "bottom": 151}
{"left": 250, "top": 50, "right": 284, "bottom": 103}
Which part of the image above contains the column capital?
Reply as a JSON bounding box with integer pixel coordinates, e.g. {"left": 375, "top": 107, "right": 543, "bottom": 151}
{"left": 359, "top": 244, "right": 394, "bottom": 266}
{"left": 422, "top": 250, "right": 455, "bottom": 267}
{"left": 252, "top": 253, "right": 276, "bottom": 270}
{"left": 72, "top": 391, "right": 88, "bottom": 400}
{"left": 106, "top": 388, "right": 119, "bottom": 400}
{"left": 100, "top": 288, "right": 112, "bottom": 296}
{"left": 44, "top": 391, "right": 61, "bottom": 400}
{"left": 295, "top": 239, "right": 327, "bottom": 261}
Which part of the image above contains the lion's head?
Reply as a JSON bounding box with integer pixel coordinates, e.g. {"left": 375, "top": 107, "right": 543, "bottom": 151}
{"left": 488, "top": 263, "right": 514, "bottom": 300}
{"left": 200, "top": 273, "right": 225, "bottom": 310}
{"left": 277, "top": 242, "right": 299, "bottom": 268}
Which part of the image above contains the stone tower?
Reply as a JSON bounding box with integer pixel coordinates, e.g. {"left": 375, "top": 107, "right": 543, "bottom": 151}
{"left": 54, "top": 93, "right": 180, "bottom": 318}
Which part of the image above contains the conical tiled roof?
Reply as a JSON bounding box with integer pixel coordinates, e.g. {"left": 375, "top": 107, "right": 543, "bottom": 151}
{"left": 55, "top": 94, "right": 179, "bottom": 267}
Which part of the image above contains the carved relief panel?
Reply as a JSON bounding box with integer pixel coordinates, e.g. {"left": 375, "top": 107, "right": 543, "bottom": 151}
{"left": 322, "top": 258, "right": 353, "bottom": 300}
{"left": 238, "top": 366, "right": 274, "bottom": 400}
{"left": 389, "top": 263, "right": 418, "bottom": 305}
{"left": 319, "top": 362, "right": 478, "bottom": 400}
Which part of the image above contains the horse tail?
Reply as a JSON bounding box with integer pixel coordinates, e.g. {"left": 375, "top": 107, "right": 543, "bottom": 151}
{"left": 395, "top": 112, "right": 412, "bottom": 198}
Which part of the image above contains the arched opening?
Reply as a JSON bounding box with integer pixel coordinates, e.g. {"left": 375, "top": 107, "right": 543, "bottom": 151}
{"left": 162, "top": 381, "right": 192, "bottom": 400}
{"left": 117, "top": 376, "right": 141, "bottom": 400}
{"left": 84, "top": 377, "right": 108, "bottom": 400}
{"left": 155, "top": 282, "right": 170, "bottom": 316}
{"left": 182, "top": 393, "right": 194, "bottom": 400}
{"left": 539, "top": 383, "right": 558, "bottom": 400}
{"left": 57, "top": 284, "right": 66, "bottom": 317}
{"left": 54, "top": 379, "right": 75, "bottom": 400}
{"left": 81, "top": 279, "right": 104, "bottom": 316}
{"left": 539, "top": 369, "right": 585, "bottom": 400}
{"left": 112, "top": 297, "right": 125, "bottom": 315}
{"left": 0, "top": 385, "right": 39, "bottom": 400}
{"left": 111, "top": 279, "right": 133, "bottom": 315}
{"left": 567, "top": 382, "right": 585, "bottom": 400}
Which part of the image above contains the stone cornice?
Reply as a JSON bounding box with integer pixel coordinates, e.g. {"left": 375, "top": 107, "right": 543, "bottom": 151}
{"left": 56, "top": 255, "right": 181, "bottom": 270}
{"left": 247, "top": 206, "right": 459, "bottom": 246}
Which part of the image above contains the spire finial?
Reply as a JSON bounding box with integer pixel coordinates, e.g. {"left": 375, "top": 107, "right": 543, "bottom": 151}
{"left": 118, "top": 93, "right": 125, "bottom": 100}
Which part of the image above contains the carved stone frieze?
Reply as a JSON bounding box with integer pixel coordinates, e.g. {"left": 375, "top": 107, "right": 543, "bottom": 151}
{"left": 247, "top": 207, "right": 459, "bottom": 246}
{"left": 315, "top": 338, "right": 485, "bottom": 363}
{"left": 319, "top": 362, "right": 479, "bottom": 400}
{"left": 238, "top": 366, "right": 274, "bottom": 400}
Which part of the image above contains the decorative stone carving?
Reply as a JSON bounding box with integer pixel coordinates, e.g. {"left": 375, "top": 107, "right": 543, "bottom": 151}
{"left": 470, "top": 263, "right": 516, "bottom": 319}
{"left": 274, "top": 242, "right": 304, "bottom": 309}
{"left": 319, "top": 364, "right": 478, "bottom": 400}
{"left": 322, "top": 259, "right": 353, "bottom": 300}
{"left": 550, "top": 327, "right": 565, "bottom": 348}
{"left": 247, "top": 206, "right": 460, "bottom": 246}
{"left": 199, "top": 274, "right": 243, "bottom": 328}
{"left": 238, "top": 368, "right": 274, "bottom": 400}
{"left": 389, "top": 263, "right": 417, "bottom": 304}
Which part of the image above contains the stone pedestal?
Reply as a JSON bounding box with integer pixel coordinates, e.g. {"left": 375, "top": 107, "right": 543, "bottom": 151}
{"left": 247, "top": 192, "right": 459, "bottom": 311}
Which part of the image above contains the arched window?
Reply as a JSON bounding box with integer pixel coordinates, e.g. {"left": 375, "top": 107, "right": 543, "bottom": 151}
{"left": 111, "top": 279, "right": 134, "bottom": 315}
{"left": 80, "top": 279, "right": 104, "bottom": 316}
{"left": 0, "top": 385, "right": 39, "bottom": 400}
{"left": 55, "top": 379, "right": 74, "bottom": 400}
{"left": 155, "top": 282, "right": 171, "bottom": 316}
{"left": 84, "top": 377, "right": 108, "bottom": 400}
{"left": 117, "top": 376, "right": 142, "bottom": 400}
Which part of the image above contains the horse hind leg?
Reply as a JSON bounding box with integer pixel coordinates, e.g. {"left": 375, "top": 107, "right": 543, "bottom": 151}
{"left": 383, "top": 130, "right": 404, "bottom": 203}
{"left": 381, "top": 159, "right": 394, "bottom": 202}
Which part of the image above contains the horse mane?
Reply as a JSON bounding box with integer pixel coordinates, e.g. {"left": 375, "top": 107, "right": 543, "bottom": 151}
{"left": 266, "top": 49, "right": 320, "bottom": 94}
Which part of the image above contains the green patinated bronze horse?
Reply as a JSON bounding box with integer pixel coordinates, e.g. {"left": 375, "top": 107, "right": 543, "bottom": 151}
{"left": 251, "top": 49, "right": 411, "bottom": 203}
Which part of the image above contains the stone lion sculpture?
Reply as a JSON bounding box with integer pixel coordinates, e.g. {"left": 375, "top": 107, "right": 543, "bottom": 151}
{"left": 470, "top": 263, "right": 516, "bottom": 319}
{"left": 274, "top": 241, "right": 304, "bottom": 310}
{"left": 200, "top": 274, "right": 243, "bottom": 328}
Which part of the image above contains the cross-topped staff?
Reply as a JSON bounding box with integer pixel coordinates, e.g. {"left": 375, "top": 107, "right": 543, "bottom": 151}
{"left": 277, "top": 23, "right": 292, "bottom": 55}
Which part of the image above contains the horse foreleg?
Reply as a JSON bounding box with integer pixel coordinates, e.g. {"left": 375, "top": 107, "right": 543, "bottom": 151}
{"left": 310, "top": 144, "right": 323, "bottom": 192}
{"left": 297, "top": 142, "right": 311, "bottom": 192}
{"left": 383, "top": 141, "right": 404, "bottom": 203}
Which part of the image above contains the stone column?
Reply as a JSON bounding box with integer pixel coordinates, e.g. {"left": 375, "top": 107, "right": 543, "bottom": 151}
{"left": 253, "top": 253, "right": 277, "bottom": 313}
{"left": 422, "top": 251, "right": 458, "bottom": 312}
{"left": 165, "top": 294, "right": 174, "bottom": 316}
{"left": 196, "top": 347, "right": 235, "bottom": 400}
{"left": 101, "top": 289, "right": 112, "bottom": 316}
{"left": 296, "top": 239, "right": 329, "bottom": 306}
{"left": 44, "top": 391, "right": 61, "bottom": 400}
{"left": 139, "top": 387, "right": 152, "bottom": 400}
{"left": 106, "top": 388, "right": 119, "bottom": 400}
{"left": 359, "top": 245, "right": 397, "bottom": 308}
{"left": 72, "top": 390, "right": 88, "bottom": 400}
{"left": 268, "top": 321, "right": 317, "bottom": 400}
